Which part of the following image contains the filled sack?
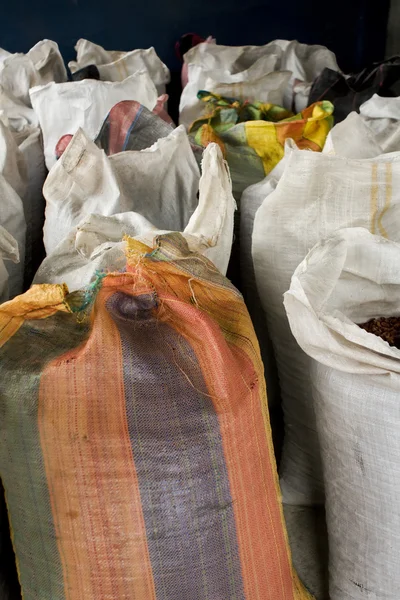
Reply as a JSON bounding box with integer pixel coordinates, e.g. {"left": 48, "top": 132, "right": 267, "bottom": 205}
{"left": 360, "top": 94, "right": 400, "bottom": 153}
{"left": 177, "top": 33, "right": 216, "bottom": 89}
{"left": 189, "top": 94, "right": 333, "bottom": 199}
{"left": 309, "top": 56, "right": 400, "bottom": 123}
{"left": 0, "top": 174, "right": 26, "bottom": 298}
{"left": 30, "top": 72, "right": 158, "bottom": 169}
{"left": 0, "top": 40, "right": 66, "bottom": 106}
{"left": 0, "top": 84, "right": 39, "bottom": 132}
{"left": 0, "top": 225, "right": 19, "bottom": 303}
{"left": 252, "top": 144, "right": 400, "bottom": 505}
{"left": 284, "top": 227, "right": 400, "bottom": 600}
{"left": 69, "top": 39, "right": 170, "bottom": 94}
{"left": 0, "top": 120, "right": 27, "bottom": 297}
{"left": 240, "top": 161, "right": 284, "bottom": 412}
{"left": 0, "top": 89, "right": 46, "bottom": 285}
{"left": 0, "top": 88, "right": 47, "bottom": 270}
{"left": 180, "top": 39, "right": 339, "bottom": 127}
{"left": 322, "top": 111, "right": 384, "bottom": 158}
{"left": 36, "top": 143, "right": 235, "bottom": 288}
{"left": 43, "top": 125, "right": 200, "bottom": 254}
{"left": 0, "top": 119, "right": 27, "bottom": 200}
{"left": 0, "top": 233, "right": 312, "bottom": 600}
{"left": 204, "top": 70, "right": 291, "bottom": 105}
{"left": 180, "top": 66, "right": 291, "bottom": 128}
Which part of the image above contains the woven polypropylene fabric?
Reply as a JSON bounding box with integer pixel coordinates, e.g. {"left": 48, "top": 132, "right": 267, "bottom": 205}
{"left": 189, "top": 95, "right": 333, "bottom": 199}
{"left": 0, "top": 234, "right": 313, "bottom": 600}
{"left": 55, "top": 100, "right": 174, "bottom": 160}
{"left": 94, "top": 100, "right": 173, "bottom": 155}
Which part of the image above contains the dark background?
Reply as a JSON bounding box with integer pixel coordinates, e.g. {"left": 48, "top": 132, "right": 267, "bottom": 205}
{"left": 0, "top": 0, "right": 390, "bottom": 73}
{"left": 0, "top": 0, "right": 391, "bottom": 121}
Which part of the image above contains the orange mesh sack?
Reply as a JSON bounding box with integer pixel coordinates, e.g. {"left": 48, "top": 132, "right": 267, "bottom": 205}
{"left": 0, "top": 233, "right": 312, "bottom": 600}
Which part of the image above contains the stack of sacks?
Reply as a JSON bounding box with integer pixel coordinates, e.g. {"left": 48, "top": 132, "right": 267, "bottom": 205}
{"left": 35, "top": 142, "right": 235, "bottom": 289}
{"left": 189, "top": 92, "right": 333, "bottom": 199}
{"left": 0, "top": 231, "right": 314, "bottom": 600}
{"left": 0, "top": 40, "right": 66, "bottom": 106}
{"left": 30, "top": 72, "right": 159, "bottom": 170}
{"left": 42, "top": 121, "right": 201, "bottom": 255}
{"left": 309, "top": 56, "right": 400, "bottom": 123}
{"left": 0, "top": 87, "right": 47, "bottom": 284}
{"left": 179, "top": 38, "right": 339, "bottom": 127}
{"left": 285, "top": 228, "right": 400, "bottom": 600}
{"left": 68, "top": 38, "right": 170, "bottom": 95}
{"left": 248, "top": 142, "right": 400, "bottom": 597}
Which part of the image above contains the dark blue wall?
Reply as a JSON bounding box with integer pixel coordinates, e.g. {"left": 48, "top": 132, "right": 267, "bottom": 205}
{"left": 0, "top": 0, "right": 390, "bottom": 74}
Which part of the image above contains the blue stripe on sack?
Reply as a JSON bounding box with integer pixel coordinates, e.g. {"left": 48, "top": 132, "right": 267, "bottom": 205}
{"left": 122, "top": 104, "right": 144, "bottom": 151}
{"left": 107, "top": 292, "right": 245, "bottom": 600}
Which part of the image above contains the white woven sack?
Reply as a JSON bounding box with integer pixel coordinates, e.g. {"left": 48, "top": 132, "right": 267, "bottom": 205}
{"left": 252, "top": 144, "right": 400, "bottom": 505}
{"left": 0, "top": 40, "right": 67, "bottom": 106}
{"left": 279, "top": 40, "right": 338, "bottom": 90}
{"left": 0, "top": 225, "right": 19, "bottom": 303}
{"left": 323, "top": 111, "right": 384, "bottom": 158}
{"left": 36, "top": 143, "right": 234, "bottom": 289}
{"left": 183, "top": 41, "right": 282, "bottom": 73}
{"left": 0, "top": 90, "right": 46, "bottom": 283}
{"left": 69, "top": 38, "right": 126, "bottom": 68}
{"left": 179, "top": 62, "right": 289, "bottom": 128}
{"left": 292, "top": 81, "right": 312, "bottom": 113}
{"left": 284, "top": 227, "right": 400, "bottom": 600}
{"left": 205, "top": 70, "right": 291, "bottom": 104}
{"left": 0, "top": 120, "right": 27, "bottom": 295}
{"left": 179, "top": 39, "right": 339, "bottom": 127}
{"left": 240, "top": 159, "right": 287, "bottom": 410}
{"left": 0, "top": 49, "right": 11, "bottom": 64}
{"left": 68, "top": 40, "right": 170, "bottom": 94}
{"left": 360, "top": 94, "right": 400, "bottom": 153}
{"left": 0, "top": 119, "right": 27, "bottom": 200}
{"left": 43, "top": 125, "right": 200, "bottom": 255}
{"left": 36, "top": 212, "right": 154, "bottom": 290}
{"left": 30, "top": 72, "right": 158, "bottom": 170}
{"left": 0, "top": 174, "right": 25, "bottom": 298}
{"left": 96, "top": 54, "right": 169, "bottom": 95}
{"left": 0, "top": 84, "right": 39, "bottom": 132}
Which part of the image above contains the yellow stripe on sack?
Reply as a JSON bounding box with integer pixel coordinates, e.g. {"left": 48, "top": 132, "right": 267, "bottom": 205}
{"left": 377, "top": 162, "right": 392, "bottom": 238}
{"left": 0, "top": 284, "right": 70, "bottom": 347}
{"left": 370, "top": 163, "right": 378, "bottom": 234}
